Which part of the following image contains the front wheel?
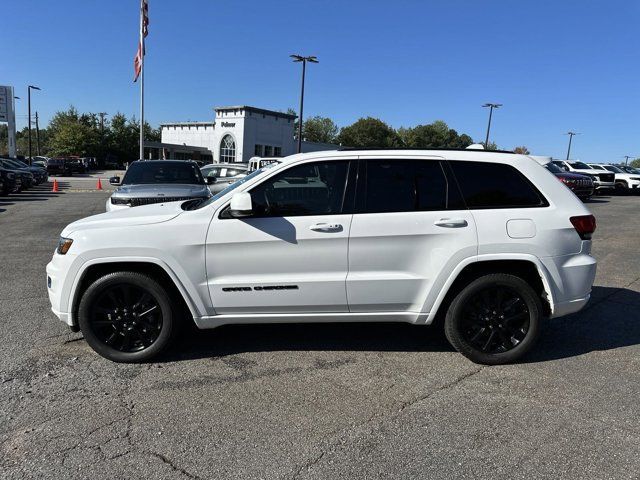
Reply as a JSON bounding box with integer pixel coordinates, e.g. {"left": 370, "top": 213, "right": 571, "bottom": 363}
{"left": 78, "top": 271, "right": 177, "bottom": 362}
{"left": 444, "top": 274, "right": 542, "bottom": 365}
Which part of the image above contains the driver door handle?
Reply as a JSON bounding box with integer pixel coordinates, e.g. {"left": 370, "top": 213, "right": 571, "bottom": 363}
{"left": 434, "top": 218, "right": 468, "bottom": 228}
{"left": 309, "top": 223, "right": 343, "bottom": 232}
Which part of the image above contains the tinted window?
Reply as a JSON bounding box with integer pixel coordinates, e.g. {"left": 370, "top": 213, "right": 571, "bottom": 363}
{"left": 604, "top": 165, "right": 623, "bottom": 173}
{"left": 249, "top": 161, "right": 350, "bottom": 217}
{"left": 545, "top": 163, "right": 563, "bottom": 174}
{"left": 122, "top": 162, "right": 204, "bottom": 185}
{"left": 569, "top": 162, "right": 591, "bottom": 169}
{"left": 450, "top": 161, "right": 547, "bottom": 209}
{"left": 362, "top": 159, "right": 450, "bottom": 213}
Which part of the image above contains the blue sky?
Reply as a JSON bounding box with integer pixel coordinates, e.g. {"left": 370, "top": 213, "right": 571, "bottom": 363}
{"left": 4, "top": 0, "right": 639, "bottom": 162}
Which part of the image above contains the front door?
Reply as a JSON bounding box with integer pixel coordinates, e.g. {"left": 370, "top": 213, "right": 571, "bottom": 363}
{"left": 206, "top": 159, "right": 355, "bottom": 314}
{"left": 347, "top": 157, "right": 478, "bottom": 313}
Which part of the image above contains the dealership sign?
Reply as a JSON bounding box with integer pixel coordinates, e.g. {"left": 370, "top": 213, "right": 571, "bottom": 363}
{"left": 0, "top": 85, "right": 17, "bottom": 157}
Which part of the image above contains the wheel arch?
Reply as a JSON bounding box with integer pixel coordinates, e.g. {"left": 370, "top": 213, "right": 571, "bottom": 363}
{"left": 426, "top": 256, "right": 553, "bottom": 326}
{"left": 69, "top": 259, "right": 199, "bottom": 329}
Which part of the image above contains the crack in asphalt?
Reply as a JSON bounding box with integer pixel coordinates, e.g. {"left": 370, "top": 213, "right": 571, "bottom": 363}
{"left": 290, "top": 366, "right": 484, "bottom": 479}
{"left": 146, "top": 451, "right": 205, "bottom": 480}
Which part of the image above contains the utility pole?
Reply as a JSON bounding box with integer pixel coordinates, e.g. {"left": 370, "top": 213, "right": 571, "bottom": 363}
{"left": 623, "top": 155, "right": 636, "bottom": 166}
{"left": 35, "top": 112, "right": 40, "bottom": 155}
{"left": 482, "top": 103, "right": 502, "bottom": 148}
{"left": 290, "top": 54, "right": 319, "bottom": 153}
{"left": 27, "top": 85, "right": 41, "bottom": 164}
{"left": 98, "top": 112, "right": 108, "bottom": 165}
{"left": 565, "top": 131, "right": 580, "bottom": 160}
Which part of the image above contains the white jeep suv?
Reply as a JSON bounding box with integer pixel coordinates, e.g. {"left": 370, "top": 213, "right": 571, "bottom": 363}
{"left": 46, "top": 150, "right": 597, "bottom": 365}
{"left": 587, "top": 163, "right": 640, "bottom": 192}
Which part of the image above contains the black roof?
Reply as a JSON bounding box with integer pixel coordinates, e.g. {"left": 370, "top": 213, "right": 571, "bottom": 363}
{"left": 337, "top": 147, "right": 516, "bottom": 154}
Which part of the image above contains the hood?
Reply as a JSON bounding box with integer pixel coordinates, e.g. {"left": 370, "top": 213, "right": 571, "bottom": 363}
{"left": 61, "top": 201, "right": 186, "bottom": 236}
{"left": 113, "top": 183, "right": 209, "bottom": 198}
{"left": 555, "top": 172, "right": 592, "bottom": 180}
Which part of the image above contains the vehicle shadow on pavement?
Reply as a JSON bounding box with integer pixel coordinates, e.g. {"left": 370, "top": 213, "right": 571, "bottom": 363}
{"left": 166, "top": 286, "right": 640, "bottom": 363}
{"left": 167, "top": 322, "right": 453, "bottom": 362}
{"left": 524, "top": 286, "right": 640, "bottom": 363}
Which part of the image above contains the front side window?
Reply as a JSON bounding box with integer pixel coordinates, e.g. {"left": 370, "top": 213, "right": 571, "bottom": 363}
{"left": 249, "top": 161, "right": 350, "bottom": 217}
{"left": 604, "top": 165, "right": 623, "bottom": 173}
{"left": 220, "top": 135, "right": 236, "bottom": 163}
{"left": 449, "top": 161, "right": 547, "bottom": 209}
{"left": 361, "top": 159, "right": 452, "bottom": 213}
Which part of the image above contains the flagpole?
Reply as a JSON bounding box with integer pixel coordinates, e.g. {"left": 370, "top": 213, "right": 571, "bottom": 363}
{"left": 139, "top": 1, "right": 144, "bottom": 160}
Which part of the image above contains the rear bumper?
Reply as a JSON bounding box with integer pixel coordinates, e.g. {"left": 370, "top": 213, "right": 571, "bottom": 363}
{"left": 540, "top": 247, "right": 597, "bottom": 318}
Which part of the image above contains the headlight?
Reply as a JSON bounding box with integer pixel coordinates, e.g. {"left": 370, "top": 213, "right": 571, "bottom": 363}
{"left": 110, "top": 197, "right": 131, "bottom": 205}
{"left": 57, "top": 237, "right": 74, "bottom": 255}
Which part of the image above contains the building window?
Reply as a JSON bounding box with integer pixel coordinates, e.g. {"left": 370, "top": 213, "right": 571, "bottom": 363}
{"left": 274, "top": 146, "right": 282, "bottom": 157}
{"left": 264, "top": 145, "right": 273, "bottom": 156}
{"left": 254, "top": 144, "right": 263, "bottom": 156}
{"left": 220, "top": 135, "right": 236, "bottom": 163}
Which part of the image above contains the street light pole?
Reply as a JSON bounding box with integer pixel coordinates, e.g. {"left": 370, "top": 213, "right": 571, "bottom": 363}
{"left": 565, "top": 131, "right": 580, "bottom": 160}
{"left": 291, "top": 54, "right": 318, "bottom": 154}
{"left": 482, "top": 103, "right": 502, "bottom": 148}
{"left": 27, "top": 85, "right": 41, "bottom": 164}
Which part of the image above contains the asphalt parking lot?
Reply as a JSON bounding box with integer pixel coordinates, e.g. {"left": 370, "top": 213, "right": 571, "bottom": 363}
{"left": 1, "top": 182, "right": 639, "bottom": 479}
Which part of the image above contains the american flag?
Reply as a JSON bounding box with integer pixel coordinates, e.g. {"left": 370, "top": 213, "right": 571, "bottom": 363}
{"left": 133, "top": 0, "right": 149, "bottom": 82}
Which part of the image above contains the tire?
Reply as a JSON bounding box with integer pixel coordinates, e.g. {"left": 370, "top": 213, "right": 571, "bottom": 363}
{"left": 78, "top": 271, "right": 177, "bottom": 362}
{"left": 615, "top": 181, "right": 628, "bottom": 195}
{"left": 444, "top": 274, "right": 542, "bottom": 365}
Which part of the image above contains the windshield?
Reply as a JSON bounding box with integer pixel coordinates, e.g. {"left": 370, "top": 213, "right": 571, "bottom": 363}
{"left": 122, "top": 162, "right": 204, "bottom": 185}
{"left": 189, "top": 167, "right": 269, "bottom": 210}
{"left": 569, "top": 162, "right": 591, "bottom": 170}
{"left": 603, "top": 165, "right": 623, "bottom": 173}
{"left": 545, "top": 163, "right": 563, "bottom": 174}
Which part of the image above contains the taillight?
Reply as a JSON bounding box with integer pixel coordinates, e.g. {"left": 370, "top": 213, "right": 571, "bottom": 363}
{"left": 570, "top": 215, "right": 596, "bottom": 240}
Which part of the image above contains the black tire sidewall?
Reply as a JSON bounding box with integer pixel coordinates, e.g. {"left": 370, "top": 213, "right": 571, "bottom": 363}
{"left": 445, "top": 274, "right": 542, "bottom": 365}
{"left": 78, "top": 272, "right": 175, "bottom": 363}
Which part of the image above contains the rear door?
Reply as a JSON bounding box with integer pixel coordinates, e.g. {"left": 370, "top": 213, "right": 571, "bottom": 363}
{"left": 347, "top": 157, "right": 478, "bottom": 313}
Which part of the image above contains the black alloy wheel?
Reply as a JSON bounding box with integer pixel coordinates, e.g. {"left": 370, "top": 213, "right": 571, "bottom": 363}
{"left": 460, "top": 286, "right": 529, "bottom": 354}
{"left": 90, "top": 283, "right": 163, "bottom": 353}
{"left": 445, "top": 274, "right": 542, "bottom": 365}
{"left": 78, "top": 271, "right": 177, "bottom": 362}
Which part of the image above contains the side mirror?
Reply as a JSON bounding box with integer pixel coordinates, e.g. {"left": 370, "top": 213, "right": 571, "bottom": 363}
{"left": 206, "top": 176, "right": 217, "bottom": 185}
{"left": 229, "top": 192, "right": 253, "bottom": 218}
{"left": 109, "top": 176, "right": 121, "bottom": 186}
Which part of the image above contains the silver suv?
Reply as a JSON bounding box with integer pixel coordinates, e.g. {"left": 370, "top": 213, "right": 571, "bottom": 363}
{"left": 107, "top": 160, "right": 211, "bottom": 211}
{"left": 200, "top": 163, "right": 249, "bottom": 193}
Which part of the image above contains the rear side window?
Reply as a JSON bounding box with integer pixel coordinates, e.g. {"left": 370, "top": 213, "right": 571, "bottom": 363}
{"left": 449, "top": 161, "right": 547, "bottom": 209}
{"left": 361, "top": 159, "right": 461, "bottom": 213}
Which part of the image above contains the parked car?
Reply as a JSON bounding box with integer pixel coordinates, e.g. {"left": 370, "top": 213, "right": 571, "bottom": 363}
{"left": 544, "top": 162, "right": 594, "bottom": 200}
{"left": 47, "top": 158, "right": 73, "bottom": 176}
{"left": 47, "top": 149, "right": 597, "bottom": 365}
{"left": 32, "top": 156, "right": 49, "bottom": 168}
{"left": 249, "top": 156, "right": 283, "bottom": 172}
{"left": 106, "top": 160, "right": 212, "bottom": 212}
{"left": 587, "top": 164, "right": 640, "bottom": 193}
{"left": 67, "top": 158, "right": 87, "bottom": 174}
{"left": 200, "top": 163, "right": 249, "bottom": 194}
{"left": 0, "top": 159, "right": 34, "bottom": 189}
{"left": 617, "top": 165, "right": 640, "bottom": 175}
{"left": 551, "top": 160, "right": 615, "bottom": 192}
{"left": 0, "top": 165, "right": 23, "bottom": 194}
{"left": 2, "top": 158, "right": 48, "bottom": 184}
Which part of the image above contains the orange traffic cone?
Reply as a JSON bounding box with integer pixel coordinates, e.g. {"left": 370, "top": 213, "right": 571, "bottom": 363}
{"left": 96, "top": 178, "right": 103, "bottom": 190}
{"left": 52, "top": 179, "right": 59, "bottom": 193}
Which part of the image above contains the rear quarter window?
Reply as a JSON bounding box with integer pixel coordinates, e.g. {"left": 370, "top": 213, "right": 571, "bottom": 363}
{"left": 449, "top": 161, "right": 548, "bottom": 209}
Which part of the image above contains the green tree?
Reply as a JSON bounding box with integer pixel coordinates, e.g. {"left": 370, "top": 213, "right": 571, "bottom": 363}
{"left": 47, "top": 106, "right": 100, "bottom": 156}
{"left": 302, "top": 116, "right": 339, "bottom": 143}
{"left": 630, "top": 158, "right": 640, "bottom": 169}
{"left": 513, "top": 146, "right": 530, "bottom": 154}
{"left": 337, "top": 117, "right": 402, "bottom": 148}
{"left": 401, "top": 120, "right": 473, "bottom": 149}
{"left": 485, "top": 141, "right": 499, "bottom": 151}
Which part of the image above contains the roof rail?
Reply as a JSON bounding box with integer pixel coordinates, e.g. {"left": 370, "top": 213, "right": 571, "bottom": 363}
{"left": 337, "top": 147, "right": 516, "bottom": 154}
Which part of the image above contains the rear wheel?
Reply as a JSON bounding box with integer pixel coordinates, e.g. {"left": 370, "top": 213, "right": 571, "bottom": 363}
{"left": 444, "top": 274, "right": 542, "bottom": 365}
{"left": 615, "top": 181, "right": 628, "bottom": 195}
{"left": 78, "top": 271, "right": 177, "bottom": 362}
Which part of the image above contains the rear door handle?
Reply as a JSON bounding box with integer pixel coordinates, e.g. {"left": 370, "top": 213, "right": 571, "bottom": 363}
{"left": 434, "top": 218, "right": 468, "bottom": 228}
{"left": 309, "top": 223, "right": 343, "bottom": 232}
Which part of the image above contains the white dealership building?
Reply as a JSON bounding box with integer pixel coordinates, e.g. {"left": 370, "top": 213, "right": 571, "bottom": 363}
{"left": 153, "top": 105, "right": 338, "bottom": 163}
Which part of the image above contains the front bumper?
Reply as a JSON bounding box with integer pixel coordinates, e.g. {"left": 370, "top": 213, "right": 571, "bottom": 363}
{"left": 46, "top": 253, "right": 76, "bottom": 327}
{"left": 595, "top": 181, "right": 615, "bottom": 190}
